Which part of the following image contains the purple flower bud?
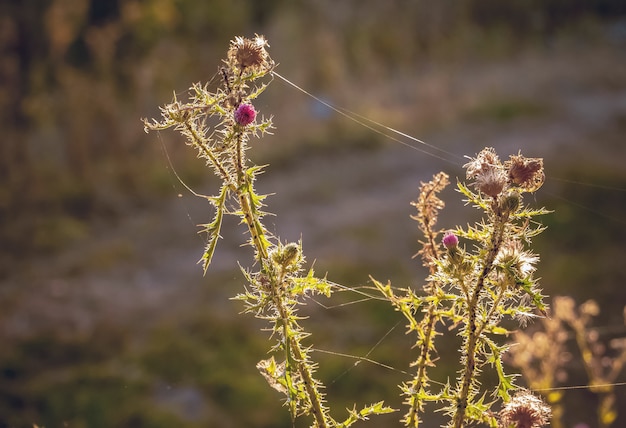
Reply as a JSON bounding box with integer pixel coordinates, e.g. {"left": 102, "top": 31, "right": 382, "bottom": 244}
{"left": 442, "top": 231, "right": 459, "bottom": 249}
{"left": 234, "top": 103, "right": 256, "bottom": 126}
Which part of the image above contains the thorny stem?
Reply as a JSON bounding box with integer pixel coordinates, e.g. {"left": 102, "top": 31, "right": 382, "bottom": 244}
{"left": 235, "top": 131, "right": 245, "bottom": 182}
{"left": 234, "top": 155, "right": 329, "bottom": 427}
{"left": 184, "top": 120, "right": 232, "bottom": 186}
{"left": 458, "top": 275, "right": 470, "bottom": 303}
{"left": 478, "top": 286, "right": 506, "bottom": 338}
{"left": 263, "top": 243, "right": 329, "bottom": 427}
{"left": 452, "top": 205, "right": 507, "bottom": 428}
{"left": 231, "top": 134, "right": 269, "bottom": 262}
{"left": 406, "top": 172, "right": 447, "bottom": 428}
{"left": 421, "top": 187, "right": 443, "bottom": 267}
{"left": 285, "top": 320, "right": 330, "bottom": 428}
{"left": 406, "top": 305, "right": 437, "bottom": 427}
{"left": 238, "top": 191, "right": 269, "bottom": 260}
{"left": 183, "top": 119, "right": 271, "bottom": 263}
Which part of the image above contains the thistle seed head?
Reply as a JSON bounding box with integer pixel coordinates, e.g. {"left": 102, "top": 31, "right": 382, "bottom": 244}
{"left": 228, "top": 34, "right": 272, "bottom": 73}
{"left": 464, "top": 147, "right": 501, "bottom": 179}
{"left": 475, "top": 168, "right": 508, "bottom": 198}
{"left": 464, "top": 147, "right": 507, "bottom": 198}
{"left": 499, "top": 391, "right": 551, "bottom": 428}
{"left": 505, "top": 153, "right": 545, "bottom": 192}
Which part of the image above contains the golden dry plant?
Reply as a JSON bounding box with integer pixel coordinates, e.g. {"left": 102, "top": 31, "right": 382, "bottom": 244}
{"left": 507, "top": 296, "right": 626, "bottom": 428}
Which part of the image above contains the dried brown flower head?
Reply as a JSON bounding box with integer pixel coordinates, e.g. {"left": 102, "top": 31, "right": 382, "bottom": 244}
{"left": 505, "top": 153, "right": 545, "bottom": 192}
{"left": 227, "top": 35, "right": 272, "bottom": 73}
{"left": 465, "top": 147, "right": 502, "bottom": 179}
{"left": 464, "top": 148, "right": 507, "bottom": 197}
{"left": 475, "top": 167, "right": 508, "bottom": 198}
{"left": 499, "top": 391, "right": 551, "bottom": 428}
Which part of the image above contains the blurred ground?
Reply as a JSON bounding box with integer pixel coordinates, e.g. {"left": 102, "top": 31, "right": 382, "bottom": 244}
{"left": 1, "top": 2, "right": 626, "bottom": 427}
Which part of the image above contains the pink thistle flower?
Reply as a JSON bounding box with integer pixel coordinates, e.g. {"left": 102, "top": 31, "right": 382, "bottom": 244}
{"left": 234, "top": 103, "right": 256, "bottom": 126}
{"left": 442, "top": 231, "right": 459, "bottom": 249}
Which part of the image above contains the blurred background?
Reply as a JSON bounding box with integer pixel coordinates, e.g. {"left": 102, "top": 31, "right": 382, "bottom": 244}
{"left": 1, "top": 1, "right": 626, "bottom": 427}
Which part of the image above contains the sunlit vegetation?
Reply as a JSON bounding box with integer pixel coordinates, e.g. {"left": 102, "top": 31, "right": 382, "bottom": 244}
{"left": 2, "top": 2, "right": 626, "bottom": 427}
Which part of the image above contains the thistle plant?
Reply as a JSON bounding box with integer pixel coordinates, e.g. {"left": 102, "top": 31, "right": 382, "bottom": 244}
{"left": 143, "top": 35, "right": 393, "bottom": 428}
{"left": 144, "top": 35, "right": 553, "bottom": 428}
{"left": 373, "top": 148, "right": 551, "bottom": 427}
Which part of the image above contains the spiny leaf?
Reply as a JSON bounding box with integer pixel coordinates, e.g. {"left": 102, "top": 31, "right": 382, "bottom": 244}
{"left": 486, "top": 339, "right": 517, "bottom": 401}
{"left": 291, "top": 269, "right": 332, "bottom": 297}
{"left": 487, "top": 326, "right": 510, "bottom": 335}
{"left": 198, "top": 185, "right": 229, "bottom": 274}
{"left": 245, "top": 163, "right": 268, "bottom": 179}
{"left": 257, "top": 357, "right": 289, "bottom": 395}
{"left": 338, "top": 401, "right": 396, "bottom": 427}
{"left": 465, "top": 393, "right": 496, "bottom": 424}
{"left": 517, "top": 279, "right": 547, "bottom": 316}
{"left": 457, "top": 180, "right": 490, "bottom": 210}
{"left": 247, "top": 81, "right": 271, "bottom": 100}
{"left": 512, "top": 207, "right": 552, "bottom": 219}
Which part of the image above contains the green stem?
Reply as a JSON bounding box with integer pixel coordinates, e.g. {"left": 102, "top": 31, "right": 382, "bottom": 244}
{"left": 452, "top": 214, "right": 506, "bottom": 428}
{"left": 265, "top": 251, "right": 329, "bottom": 427}
{"left": 406, "top": 304, "right": 437, "bottom": 427}
{"left": 216, "top": 103, "right": 329, "bottom": 426}
{"left": 235, "top": 169, "right": 329, "bottom": 427}
{"left": 477, "top": 287, "right": 506, "bottom": 338}
{"left": 232, "top": 131, "right": 270, "bottom": 261}
{"left": 235, "top": 131, "right": 245, "bottom": 182}
{"left": 184, "top": 121, "right": 233, "bottom": 186}
{"left": 237, "top": 190, "right": 269, "bottom": 260}
{"left": 406, "top": 188, "right": 445, "bottom": 428}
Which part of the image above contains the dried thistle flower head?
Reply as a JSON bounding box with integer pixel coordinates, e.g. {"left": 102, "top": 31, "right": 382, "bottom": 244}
{"left": 465, "top": 147, "right": 501, "bottom": 179}
{"left": 499, "top": 391, "right": 551, "bottom": 428}
{"left": 464, "top": 147, "right": 507, "bottom": 197}
{"left": 464, "top": 147, "right": 507, "bottom": 198}
{"left": 476, "top": 168, "right": 508, "bottom": 198}
{"left": 227, "top": 34, "right": 272, "bottom": 73}
{"left": 505, "top": 153, "right": 545, "bottom": 192}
